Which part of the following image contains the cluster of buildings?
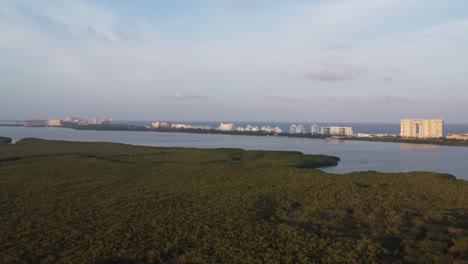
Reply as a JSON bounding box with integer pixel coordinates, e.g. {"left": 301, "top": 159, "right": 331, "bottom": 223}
{"left": 62, "top": 117, "right": 112, "bottom": 125}
{"left": 356, "top": 133, "right": 397, "bottom": 138}
{"left": 447, "top": 133, "right": 468, "bottom": 140}
{"left": 213, "top": 123, "right": 283, "bottom": 133}
{"left": 216, "top": 123, "right": 353, "bottom": 136}
{"left": 151, "top": 122, "right": 211, "bottom": 130}
{"left": 236, "top": 125, "right": 283, "bottom": 133}
{"left": 290, "top": 124, "right": 353, "bottom": 136}
{"left": 26, "top": 116, "right": 465, "bottom": 141}
{"left": 172, "top": 122, "right": 356, "bottom": 136}
{"left": 24, "top": 117, "right": 112, "bottom": 127}
{"left": 66, "top": 117, "right": 463, "bottom": 140}
{"left": 24, "top": 119, "right": 61, "bottom": 127}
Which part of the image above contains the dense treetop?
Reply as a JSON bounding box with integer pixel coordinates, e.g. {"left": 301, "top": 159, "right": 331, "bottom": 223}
{"left": 0, "top": 138, "right": 467, "bottom": 263}
{"left": 0, "top": 136, "right": 12, "bottom": 144}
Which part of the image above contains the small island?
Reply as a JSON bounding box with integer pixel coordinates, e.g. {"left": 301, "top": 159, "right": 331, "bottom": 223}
{"left": 0, "top": 138, "right": 467, "bottom": 263}
{"left": 0, "top": 136, "right": 12, "bottom": 144}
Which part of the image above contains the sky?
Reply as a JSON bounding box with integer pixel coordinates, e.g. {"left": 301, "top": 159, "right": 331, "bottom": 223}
{"left": 1, "top": 0, "right": 468, "bottom": 123}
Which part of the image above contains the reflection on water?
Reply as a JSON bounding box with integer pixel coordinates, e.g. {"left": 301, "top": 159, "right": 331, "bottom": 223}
{"left": 325, "top": 139, "right": 354, "bottom": 145}
{"left": 0, "top": 126, "right": 467, "bottom": 180}
{"left": 399, "top": 143, "right": 443, "bottom": 150}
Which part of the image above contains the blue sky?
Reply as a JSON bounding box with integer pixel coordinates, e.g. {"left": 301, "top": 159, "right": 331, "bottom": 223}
{"left": 1, "top": 0, "right": 468, "bottom": 123}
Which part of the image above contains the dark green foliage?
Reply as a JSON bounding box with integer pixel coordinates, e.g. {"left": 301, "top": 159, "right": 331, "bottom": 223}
{"left": 346, "top": 136, "right": 468, "bottom": 147}
{"left": 0, "top": 136, "right": 12, "bottom": 144}
{"left": 0, "top": 139, "right": 467, "bottom": 263}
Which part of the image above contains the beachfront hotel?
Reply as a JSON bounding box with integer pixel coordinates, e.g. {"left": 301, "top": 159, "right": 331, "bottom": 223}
{"left": 290, "top": 124, "right": 306, "bottom": 134}
{"left": 400, "top": 119, "right": 443, "bottom": 138}
{"left": 47, "top": 119, "right": 61, "bottom": 127}
{"left": 320, "top": 126, "right": 353, "bottom": 136}
{"left": 218, "top": 123, "right": 235, "bottom": 131}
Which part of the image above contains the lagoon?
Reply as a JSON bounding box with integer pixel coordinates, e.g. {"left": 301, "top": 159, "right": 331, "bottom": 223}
{"left": 1, "top": 126, "right": 467, "bottom": 180}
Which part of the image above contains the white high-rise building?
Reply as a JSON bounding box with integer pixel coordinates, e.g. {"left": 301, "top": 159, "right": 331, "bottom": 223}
{"left": 400, "top": 119, "right": 443, "bottom": 138}
{"left": 290, "top": 124, "right": 297, "bottom": 134}
{"left": 290, "top": 124, "right": 306, "bottom": 134}
{"left": 218, "top": 123, "right": 234, "bottom": 131}
{"left": 320, "top": 126, "right": 353, "bottom": 136}
{"left": 273, "top": 126, "right": 283, "bottom": 133}
{"left": 297, "top": 124, "right": 306, "bottom": 134}
{"left": 311, "top": 124, "right": 320, "bottom": 135}
{"left": 47, "top": 119, "right": 61, "bottom": 126}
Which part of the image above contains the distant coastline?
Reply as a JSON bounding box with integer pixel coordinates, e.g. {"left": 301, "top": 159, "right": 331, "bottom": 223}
{"left": 2, "top": 124, "right": 468, "bottom": 178}
{"left": 343, "top": 136, "right": 468, "bottom": 147}
{"left": 3, "top": 123, "right": 467, "bottom": 147}
{"left": 70, "top": 124, "right": 468, "bottom": 147}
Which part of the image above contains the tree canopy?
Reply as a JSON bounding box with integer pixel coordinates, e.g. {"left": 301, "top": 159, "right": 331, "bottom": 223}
{"left": 1, "top": 138, "right": 467, "bottom": 263}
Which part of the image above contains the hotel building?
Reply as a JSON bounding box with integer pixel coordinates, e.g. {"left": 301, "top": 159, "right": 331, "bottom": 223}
{"left": 400, "top": 119, "right": 443, "bottom": 138}
{"left": 48, "top": 119, "right": 61, "bottom": 126}
{"left": 218, "top": 123, "right": 234, "bottom": 131}
{"left": 311, "top": 124, "right": 320, "bottom": 135}
{"left": 290, "top": 124, "right": 306, "bottom": 134}
{"left": 320, "top": 126, "right": 353, "bottom": 136}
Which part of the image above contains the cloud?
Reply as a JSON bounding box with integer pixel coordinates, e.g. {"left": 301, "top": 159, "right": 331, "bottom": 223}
{"left": 388, "top": 67, "right": 403, "bottom": 74}
{"left": 326, "top": 41, "right": 351, "bottom": 50}
{"left": 302, "top": 63, "right": 366, "bottom": 82}
{"left": 165, "top": 91, "right": 209, "bottom": 101}
{"left": 308, "top": 95, "right": 415, "bottom": 105}
{"left": 126, "top": 71, "right": 160, "bottom": 82}
{"left": 2, "top": 0, "right": 468, "bottom": 122}
{"left": 375, "top": 96, "right": 415, "bottom": 104}
{"left": 267, "top": 96, "right": 305, "bottom": 102}
{"left": 304, "top": 68, "right": 355, "bottom": 82}
{"left": 29, "top": 1, "right": 123, "bottom": 44}
{"left": 230, "top": 0, "right": 260, "bottom": 11}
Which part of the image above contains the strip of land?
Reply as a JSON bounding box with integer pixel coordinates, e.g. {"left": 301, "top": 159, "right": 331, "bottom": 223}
{"left": 59, "top": 124, "right": 468, "bottom": 147}
{"left": 3, "top": 123, "right": 468, "bottom": 147}
{"left": 343, "top": 136, "right": 468, "bottom": 146}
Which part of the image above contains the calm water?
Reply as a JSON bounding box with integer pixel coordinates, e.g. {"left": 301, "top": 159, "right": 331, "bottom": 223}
{"left": 1, "top": 126, "right": 467, "bottom": 180}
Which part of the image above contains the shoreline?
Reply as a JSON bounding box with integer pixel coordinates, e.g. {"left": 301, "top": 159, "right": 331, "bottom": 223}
{"left": 2, "top": 123, "right": 468, "bottom": 147}
{"left": 0, "top": 134, "right": 468, "bottom": 181}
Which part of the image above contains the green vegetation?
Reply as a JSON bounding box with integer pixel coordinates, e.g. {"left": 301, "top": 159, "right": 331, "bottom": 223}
{"left": 345, "top": 136, "right": 468, "bottom": 147}
{"left": 1, "top": 138, "right": 467, "bottom": 263}
{"left": 0, "top": 136, "right": 12, "bottom": 144}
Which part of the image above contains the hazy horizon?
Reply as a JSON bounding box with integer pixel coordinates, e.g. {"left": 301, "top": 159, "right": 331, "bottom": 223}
{"left": 4, "top": 118, "right": 468, "bottom": 127}
{"left": 2, "top": 1, "right": 468, "bottom": 123}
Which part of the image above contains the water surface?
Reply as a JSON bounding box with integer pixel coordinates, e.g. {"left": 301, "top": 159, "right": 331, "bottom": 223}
{"left": 1, "top": 126, "right": 466, "bottom": 180}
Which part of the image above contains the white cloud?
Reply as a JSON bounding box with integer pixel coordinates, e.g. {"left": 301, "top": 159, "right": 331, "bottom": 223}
{"left": 165, "top": 91, "right": 208, "bottom": 101}
{"left": 266, "top": 96, "right": 305, "bottom": 102}
{"left": 1, "top": 0, "right": 467, "bottom": 122}
{"left": 302, "top": 63, "right": 367, "bottom": 82}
